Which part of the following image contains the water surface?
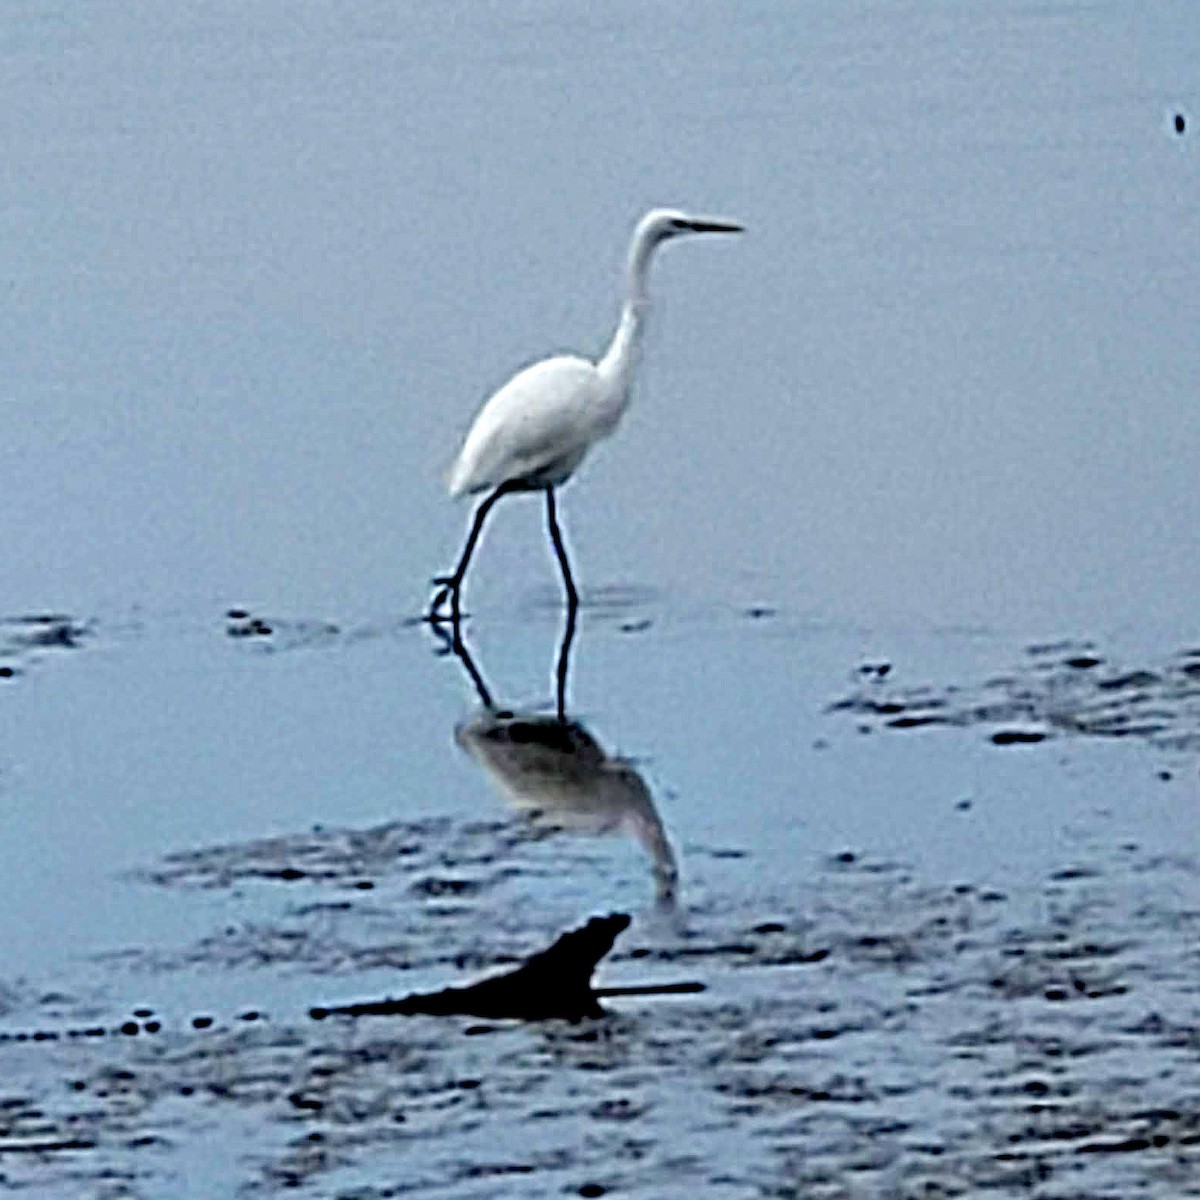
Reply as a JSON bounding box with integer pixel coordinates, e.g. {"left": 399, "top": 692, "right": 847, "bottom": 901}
{"left": 1, "top": 2, "right": 1198, "bottom": 1196}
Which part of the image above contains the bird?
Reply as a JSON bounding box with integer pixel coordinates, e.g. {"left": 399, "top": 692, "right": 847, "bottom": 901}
{"left": 428, "top": 206, "right": 743, "bottom": 622}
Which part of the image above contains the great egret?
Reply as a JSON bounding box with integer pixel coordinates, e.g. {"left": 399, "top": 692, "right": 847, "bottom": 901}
{"left": 428, "top": 206, "right": 743, "bottom": 621}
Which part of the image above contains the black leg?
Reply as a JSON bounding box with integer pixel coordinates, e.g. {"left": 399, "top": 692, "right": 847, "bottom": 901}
{"left": 544, "top": 487, "right": 579, "bottom": 610}
{"left": 545, "top": 487, "right": 579, "bottom": 722}
{"left": 554, "top": 582, "right": 578, "bottom": 723}
{"left": 428, "top": 483, "right": 514, "bottom": 622}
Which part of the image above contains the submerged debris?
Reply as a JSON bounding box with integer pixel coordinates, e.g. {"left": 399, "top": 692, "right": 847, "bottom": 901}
{"left": 311, "top": 913, "right": 700, "bottom": 1023}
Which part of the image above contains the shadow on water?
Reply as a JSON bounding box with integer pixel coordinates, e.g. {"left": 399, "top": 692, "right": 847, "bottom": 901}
{"left": 431, "top": 608, "right": 679, "bottom": 913}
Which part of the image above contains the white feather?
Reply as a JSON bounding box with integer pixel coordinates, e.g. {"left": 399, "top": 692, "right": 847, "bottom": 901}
{"left": 447, "top": 356, "right": 606, "bottom": 498}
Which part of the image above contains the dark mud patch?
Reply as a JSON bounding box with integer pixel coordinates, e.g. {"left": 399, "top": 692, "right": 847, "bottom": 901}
{"left": 118, "top": 817, "right": 604, "bottom": 977}
{"left": 831, "top": 640, "right": 1200, "bottom": 753}
{"left": 129, "top": 816, "right": 524, "bottom": 895}
{"left": 0, "top": 613, "right": 91, "bottom": 679}
{"left": 224, "top": 607, "right": 422, "bottom": 654}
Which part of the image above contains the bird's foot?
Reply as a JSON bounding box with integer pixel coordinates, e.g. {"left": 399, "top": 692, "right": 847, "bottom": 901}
{"left": 425, "top": 575, "right": 461, "bottom": 624}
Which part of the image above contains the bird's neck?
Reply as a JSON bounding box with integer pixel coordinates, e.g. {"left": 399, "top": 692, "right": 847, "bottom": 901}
{"left": 597, "top": 298, "right": 646, "bottom": 398}
{"left": 596, "top": 227, "right": 659, "bottom": 412}
{"left": 625, "top": 227, "right": 657, "bottom": 309}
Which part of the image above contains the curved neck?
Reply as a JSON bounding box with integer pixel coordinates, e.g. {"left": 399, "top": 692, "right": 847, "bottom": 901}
{"left": 597, "top": 298, "right": 645, "bottom": 391}
{"left": 625, "top": 224, "right": 658, "bottom": 308}
{"left": 598, "top": 227, "right": 656, "bottom": 390}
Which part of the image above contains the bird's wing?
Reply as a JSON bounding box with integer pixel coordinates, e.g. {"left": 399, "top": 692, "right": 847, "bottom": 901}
{"left": 448, "top": 356, "right": 603, "bottom": 496}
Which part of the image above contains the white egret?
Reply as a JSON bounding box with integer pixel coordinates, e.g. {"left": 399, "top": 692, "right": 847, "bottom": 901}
{"left": 428, "top": 206, "right": 743, "bottom": 620}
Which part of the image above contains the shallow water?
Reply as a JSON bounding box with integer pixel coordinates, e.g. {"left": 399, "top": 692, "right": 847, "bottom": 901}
{"left": 2, "top": 1, "right": 1199, "bottom": 1197}
{"left": 4, "top": 607, "right": 1200, "bottom": 1197}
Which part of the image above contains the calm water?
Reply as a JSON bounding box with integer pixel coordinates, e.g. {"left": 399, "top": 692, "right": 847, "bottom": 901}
{"left": 1, "top": 0, "right": 1196, "bottom": 630}
{"left": 1, "top": 2, "right": 1198, "bottom": 1196}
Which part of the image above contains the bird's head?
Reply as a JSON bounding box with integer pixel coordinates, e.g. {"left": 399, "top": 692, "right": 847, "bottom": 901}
{"left": 621, "top": 207, "right": 744, "bottom": 306}
{"left": 637, "top": 207, "right": 745, "bottom": 248}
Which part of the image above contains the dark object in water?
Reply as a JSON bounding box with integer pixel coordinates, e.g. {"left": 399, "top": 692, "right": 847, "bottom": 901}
{"left": 858, "top": 661, "right": 891, "bottom": 678}
{"left": 887, "top": 714, "right": 944, "bottom": 729}
{"left": 226, "top": 613, "right": 273, "bottom": 638}
{"left": 10, "top": 615, "right": 87, "bottom": 649}
{"left": 0, "top": 1138, "right": 97, "bottom": 1155}
{"left": 1096, "top": 669, "right": 1160, "bottom": 692}
{"left": 310, "top": 913, "right": 703, "bottom": 1023}
{"left": 991, "top": 729, "right": 1047, "bottom": 745}
{"left": 1175, "top": 112, "right": 1186, "bottom": 134}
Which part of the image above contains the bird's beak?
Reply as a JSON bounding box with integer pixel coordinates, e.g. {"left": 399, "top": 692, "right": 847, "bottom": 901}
{"left": 685, "top": 218, "right": 744, "bottom": 235}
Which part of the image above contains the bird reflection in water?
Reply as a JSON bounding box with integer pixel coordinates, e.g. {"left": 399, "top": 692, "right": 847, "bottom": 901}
{"left": 431, "top": 609, "right": 678, "bottom": 911}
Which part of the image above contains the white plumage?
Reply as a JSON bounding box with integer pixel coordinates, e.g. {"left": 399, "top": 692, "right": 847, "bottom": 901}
{"left": 430, "top": 206, "right": 742, "bottom": 621}
{"left": 447, "top": 356, "right": 604, "bottom": 498}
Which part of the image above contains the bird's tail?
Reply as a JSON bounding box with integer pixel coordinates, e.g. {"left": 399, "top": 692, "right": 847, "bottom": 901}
{"left": 446, "top": 458, "right": 470, "bottom": 499}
